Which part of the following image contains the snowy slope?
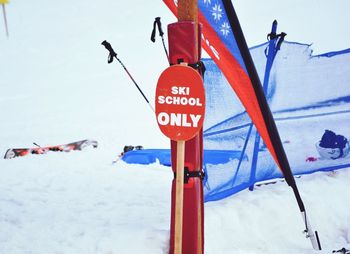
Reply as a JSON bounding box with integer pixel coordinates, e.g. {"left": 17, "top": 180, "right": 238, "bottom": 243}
{"left": 1, "top": 152, "right": 350, "bottom": 253}
{"left": 0, "top": 0, "right": 173, "bottom": 152}
{"left": 1, "top": 1, "right": 350, "bottom": 254}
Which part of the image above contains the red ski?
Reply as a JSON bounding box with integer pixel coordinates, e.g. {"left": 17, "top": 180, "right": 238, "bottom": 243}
{"left": 3, "top": 139, "right": 98, "bottom": 159}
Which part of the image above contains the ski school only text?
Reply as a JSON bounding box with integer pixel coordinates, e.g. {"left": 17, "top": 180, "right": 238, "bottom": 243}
{"left": 156, "top": 86, "right": 204, "bottom": 128}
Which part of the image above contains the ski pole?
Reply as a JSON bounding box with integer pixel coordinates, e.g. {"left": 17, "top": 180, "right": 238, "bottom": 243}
{"left": 33, "top": 142, "right": 41, "bottom": 148}
{"left": 2, "top": 3, "right": 9, "bottom": 38}
{"left": 151, "top": 17, "right": 170, "bottom": 64}
{"left": 101, "top": 40, "right": 155, "bottom": 113}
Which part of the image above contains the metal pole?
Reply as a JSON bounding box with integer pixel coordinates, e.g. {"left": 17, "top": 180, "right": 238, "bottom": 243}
{"left": 101, "top": 40, "right": 155, "bottom": 113}
{"left": 2, "top": 4, "right": 9, "bottom": 37}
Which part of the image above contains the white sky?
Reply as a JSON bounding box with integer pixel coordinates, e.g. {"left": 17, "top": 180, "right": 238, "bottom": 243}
{"left": 2, "top": 1, "right": 349, "bottom": 55}
{"left": 158, "top": 0, "right": 350, "bottom": 55}
{"left": 233, "top": 0, "right": 350, "bottom": 54}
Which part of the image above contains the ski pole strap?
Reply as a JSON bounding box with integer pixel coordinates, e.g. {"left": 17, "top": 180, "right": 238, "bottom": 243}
{"left": 173, "top": 167, "right": 205, "bottom": 184}
{"left": 267, "top": 31, "right": 277, "bottom": 41}
{"left": 101, "top": 40, "right": 117, "bottom": 64}
{"left": 266, "top": 32, "right": 287, "bottom": 51}
{"left": 267, "top": 31, "right": 286, "bottom": 42}
{"left": 276, "top": 32, "right": 286, "bottom": 50}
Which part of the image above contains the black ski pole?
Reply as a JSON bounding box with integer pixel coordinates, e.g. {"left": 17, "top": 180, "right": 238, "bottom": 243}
{"left": 101, "top": 40, "right": 155, "bottom": 113}
{"left": 33, "top": 142, "right": 41, "bottom": 148}
{"left": 151, "top": 17, "right": 170, "bottom": 64}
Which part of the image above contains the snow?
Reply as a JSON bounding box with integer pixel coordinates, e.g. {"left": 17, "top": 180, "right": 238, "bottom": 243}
{"left": 2, "top": 155, "right": 350, "bottom": 254}
{"left": 1, "top": 1, "right": 350, "bottom": 253}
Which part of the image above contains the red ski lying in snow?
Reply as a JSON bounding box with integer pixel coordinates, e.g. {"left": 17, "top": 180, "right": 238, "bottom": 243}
{"left": 3, "top": 139, "right": 98, "bottom": 159}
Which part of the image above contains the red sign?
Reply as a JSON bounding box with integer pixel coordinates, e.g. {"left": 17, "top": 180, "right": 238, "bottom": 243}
{"left": 155, "top": 65, "right": 205, "bottom": 141}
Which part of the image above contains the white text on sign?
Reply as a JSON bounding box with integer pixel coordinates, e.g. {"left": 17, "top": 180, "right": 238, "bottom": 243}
{"left": 157, "top": 86, "right": 203, "bottom": 106}
{"left": 156, "top": 86, "right": 203, "bottom": 128}
{"left": 157, "top": 113, "right": 201, "bottom": 128}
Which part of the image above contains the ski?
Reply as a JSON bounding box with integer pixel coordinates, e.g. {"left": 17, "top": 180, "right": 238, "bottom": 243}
{"left": 4, "top": 139, "right": 98, "bottom": 159}
{"left": 255, "top": 175, "right": 302, "bottom": 187}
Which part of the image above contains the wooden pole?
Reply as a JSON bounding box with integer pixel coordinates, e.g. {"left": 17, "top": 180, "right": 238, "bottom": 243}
{"left": 177, "top": 0, "right": 198, "bottom": 56}
{"left": 177, "top": 0, "right": 198, "bottom": 23}
{"left": 174, "top": 140, "right": 185, "bottom": 254}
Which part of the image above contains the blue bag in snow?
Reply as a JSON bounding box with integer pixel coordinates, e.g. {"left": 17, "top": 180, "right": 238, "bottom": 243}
{"left": 317, "top": 130, "right": 350, "bottom": 159}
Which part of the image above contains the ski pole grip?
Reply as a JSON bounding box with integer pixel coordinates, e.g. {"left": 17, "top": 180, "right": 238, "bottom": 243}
{"left": 101, "top": 40, "right": 117, "bottom": 63}
{"left": 155, "top": 17, "right": 164, "bottom": 37}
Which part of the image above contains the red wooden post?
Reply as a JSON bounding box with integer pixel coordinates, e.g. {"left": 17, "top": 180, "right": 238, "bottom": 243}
{"left": 167, "top": 0, "right": 205, "bottom": 253}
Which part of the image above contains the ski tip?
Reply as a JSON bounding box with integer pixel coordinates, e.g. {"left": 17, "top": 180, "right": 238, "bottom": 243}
{"left": 4, "top": 149, "right": 15, "bottom": 159}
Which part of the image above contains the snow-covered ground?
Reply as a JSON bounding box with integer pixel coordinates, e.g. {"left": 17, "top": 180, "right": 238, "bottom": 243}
{"left": 1, "top": 1, "right": 350, "bottom": 253}
{"left": 2, "top": 153, "right": 350, "bottom": 254}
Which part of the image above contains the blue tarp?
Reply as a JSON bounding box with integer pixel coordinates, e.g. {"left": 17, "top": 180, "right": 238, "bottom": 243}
{"left": 122, "top": 41, "right": 350, "bottom": 202}
{"left": 122, "top": 149, "right": 247, "bottom": 167}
